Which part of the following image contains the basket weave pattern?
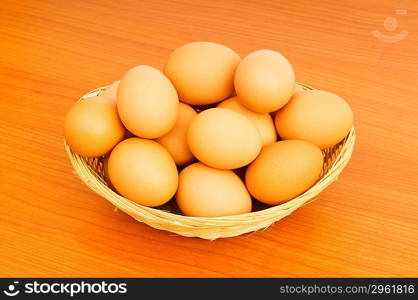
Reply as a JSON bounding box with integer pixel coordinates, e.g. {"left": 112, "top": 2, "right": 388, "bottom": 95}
{"left": 64, "top": 83, "right": 355, "bottom": 240}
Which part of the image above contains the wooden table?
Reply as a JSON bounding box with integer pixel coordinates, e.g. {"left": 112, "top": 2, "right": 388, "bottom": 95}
{"left": 1, "top": 0, "right": 417, "bottom": 277}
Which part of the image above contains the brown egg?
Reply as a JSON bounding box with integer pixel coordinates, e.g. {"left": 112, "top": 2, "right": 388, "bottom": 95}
{"left": 64, "top": 95, "right": 125, "bottom": 157}
{"left": 117, "top": 65, "right": 179, "bottom": 138}
{"left": 246, "top": 140, "right": 324, "bottom": 205}
{"left": 108, "top": 138, "right": 178, "bottom": 207}
{"left": 187, "top": 108, "right": 262, "bottom": 169}
{"left": 156, "top": 102, "right": 197, "bottom": 166}
{"left": 217, "top": 96, "right": 277, "bottom": 147}
{"left": 101, "top": 80, "right": 120, "bottom": 100}
{"left": 164, "top": 42, "right": 240, "bottom": 105}
{"left": 275, "top": 90, "right": 353, "bottom": 149}
{"left": 176, "top": 162, "right": 252, "bottom": 217}
{"left": 235, "top": 50, "right": 295, "bottom": 113}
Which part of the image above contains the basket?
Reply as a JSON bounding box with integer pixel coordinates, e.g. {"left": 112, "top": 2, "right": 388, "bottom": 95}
{"left": 64, "top": 83, "right": 355, "bottom": 240}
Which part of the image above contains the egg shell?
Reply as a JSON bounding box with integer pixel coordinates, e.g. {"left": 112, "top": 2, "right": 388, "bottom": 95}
{"left": 176, "top": 162, "right": 252, "bottom": 217}
{"left": 156, "top": 102, "right": 197, "bottom": 166}
{"left": 187, "top": 108, "right": 262, "bottom": 169}
{"left": 235, "top": 49, "right": 295, "bottom": 113}
{"left": 64, "top": 95, "right": 125, "bottom": 157}
{"left": 108, "top": 138, "right": 178, "bottom": 207}
{"left": 164, "top": 41, "right": 240, "bottom": 105}
{"left": 217, "top": 96, "right": 277, "bottom": 147}
{"left": 245, "top": 140, "right": 324, "bottom": 205}
{"left": 275, "top": 89, "right": 353, "bottom": 149}
{"left": 101, "top": 80, "right": 120, "bottom": 100}
{"left": 117, "top": 65, "right": 179, "bottom": 138}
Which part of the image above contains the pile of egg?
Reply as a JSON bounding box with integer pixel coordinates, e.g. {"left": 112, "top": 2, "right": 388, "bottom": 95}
{"left": 64, "top": 42, "right": 353, "bottom": 217}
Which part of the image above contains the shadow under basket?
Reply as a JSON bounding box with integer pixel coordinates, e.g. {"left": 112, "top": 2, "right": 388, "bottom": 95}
{"left": 64, "top": 83, "right": 355, "bottom": 240}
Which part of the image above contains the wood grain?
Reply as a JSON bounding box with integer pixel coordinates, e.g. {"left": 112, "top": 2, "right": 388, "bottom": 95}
{"left": 1, "top": 0, "right": 417, "bottom": 277}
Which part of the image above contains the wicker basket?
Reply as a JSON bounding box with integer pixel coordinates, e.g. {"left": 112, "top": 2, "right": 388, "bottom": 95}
{"left": 64, "top": 83, "right": 355, "bottom": 240}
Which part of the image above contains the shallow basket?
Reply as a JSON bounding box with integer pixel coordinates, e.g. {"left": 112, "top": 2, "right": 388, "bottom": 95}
{"left": 65, "top": 83, "right": 355, "bottom": 240}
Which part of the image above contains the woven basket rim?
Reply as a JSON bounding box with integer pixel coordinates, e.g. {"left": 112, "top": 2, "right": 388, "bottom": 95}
{"left": 64, "top": 82, "right": 355, "bottom": 237}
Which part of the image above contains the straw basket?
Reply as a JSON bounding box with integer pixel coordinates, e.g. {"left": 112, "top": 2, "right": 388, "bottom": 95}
{"left": 65, "top": 83, "right": 355, "bottom": 240}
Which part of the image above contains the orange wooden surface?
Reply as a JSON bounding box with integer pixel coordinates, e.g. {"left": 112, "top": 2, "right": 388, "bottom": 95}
{"left": 1, "top": 0, "right": 417, "bottom": 277}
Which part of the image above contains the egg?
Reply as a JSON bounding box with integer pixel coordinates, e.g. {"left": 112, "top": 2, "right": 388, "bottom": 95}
{"left": 64, "top": 95, "right": 125, "bottom": 157}
{"left": 117, "top": 65, "right": 179, "bottom": 138}
{"left": 108, "top": 138, "right": 178, "bottom": 207}
{"left": 245, "top": 140, "right": 324, "bottom": 205}
{"left": 101, "top": 80, "right": 120, "bottom": 100}
{"left": 275, "top": 90, "right": 353, "bottom": 149}
{"left": 176, "top": 162, "right": 252, "bottom": 217}
{"left": 234, "top": 49, "right": 295, "bottom": 113}
{"left": 187, "top": 108, "right": 262, "bottom": 169}
{"left": 156, "top": 102, "right": 197, "bottom": 166}
{"left": 217, "top": 96, "right": 277, "bottom": 147}
{"left": 164, "top": 41, "right": 240, "bottom": 105}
